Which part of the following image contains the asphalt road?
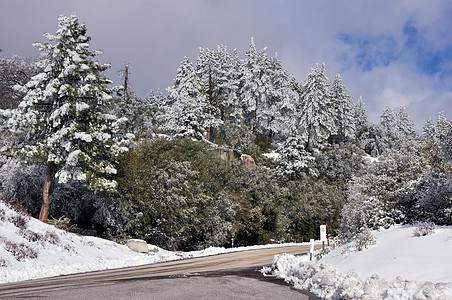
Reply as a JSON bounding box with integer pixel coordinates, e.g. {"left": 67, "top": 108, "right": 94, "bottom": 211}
{"left": 0, "top": 245, "right": 320, "bottom": 299}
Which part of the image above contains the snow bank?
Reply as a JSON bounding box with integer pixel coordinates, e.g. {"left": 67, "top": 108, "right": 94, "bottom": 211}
{"left": 0, "top": 199, "right": 306, "bottom": 284}
{"left": 264, "top": 225, "right": 452, "bottom": 299}
{"left": 322, "top": 225, "right": 452, "bottom": 283}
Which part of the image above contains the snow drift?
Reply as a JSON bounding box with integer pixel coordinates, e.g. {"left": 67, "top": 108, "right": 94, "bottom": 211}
{"left": 264, "top": 225, "right": 452, "bottom": 299}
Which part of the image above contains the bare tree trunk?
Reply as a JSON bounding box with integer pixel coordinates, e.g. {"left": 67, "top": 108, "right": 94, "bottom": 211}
{"left": 206, "top": 126, "right": 211, "bottom": 141}
{"left": 124, "top": 64, "right": 129, "bottom": 101}
{"left": 267, "top": 129, "right": 274, "bottom": 147}
{"left": 39, "top": 162, "right": 57, "bottom": 223}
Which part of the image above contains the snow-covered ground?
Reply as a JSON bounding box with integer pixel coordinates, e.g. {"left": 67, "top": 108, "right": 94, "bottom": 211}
{"left": 0, "top": 199, "right": 305, "bottom": 284}
{"left": 264, "top": 225, "right": 452, "bottom": 299}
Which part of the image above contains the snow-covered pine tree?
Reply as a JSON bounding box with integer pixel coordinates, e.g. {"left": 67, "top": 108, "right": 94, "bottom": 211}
{"left": 163, "top": 57, "right": 221, "bottom": 140}
{"left": 396, "top": 106, "right": 416, "bottom": 140}
{"left": 144, "top": 89, "right": 166, "bottom": 134}
{"left": 0, "top": 55, "right": 40, "bottom": 109}
{"left": 422, "top": 117, "right": 436, "bottom": 139}
{"left": 1, "top": 15, "right": 132, "bottom": 222}
{"left": 239, "top": 37, "right": 270, "bottom": 133}
{"left": 111, "top": 64, "right": 154, "bottom": 137}
{"left": 196, "top": 45, "right": 240, "bottom": 126}
{"left": 423, "top": 112, "right": 452, "bottom": 168}
{"left": 379, "top": 104, "right": 397, "bottom": 136}
{"left": 354, "top": 96, "right": 369, "bottom": 132}
{"left": 436, "top": 112, "right": 452, "bottom": 164}
{"left": 276, "top": 135, "right": 317, "bottom": 179}
{"left": 330, "top": 74, "right": 356, "bottom": 143}
{"left": 263, "top": 54, "right": 298, "bottom": 145}
{"left": 298, "top": 63, "right": 336, "bottom": 151}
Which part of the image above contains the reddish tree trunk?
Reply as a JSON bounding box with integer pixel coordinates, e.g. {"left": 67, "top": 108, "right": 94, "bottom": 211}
{"left": 206, "top": 126, "right": 211, "bottom": 141}
{"left": 39, "top": 163, "right": 57, "bottom": 223}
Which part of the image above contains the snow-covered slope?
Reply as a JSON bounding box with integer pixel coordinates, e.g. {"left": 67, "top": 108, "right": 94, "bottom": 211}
{"left": 0, "top": 199, "right": 179, "bottom": 283}
{"left": 322, "top": 225, "right": 452, "bottom": 283}
{"left": 0, "top": 199, "right": 305, "bottom": 284}
{"left": 265, "top": 225, "right": 452, "bottom": 299}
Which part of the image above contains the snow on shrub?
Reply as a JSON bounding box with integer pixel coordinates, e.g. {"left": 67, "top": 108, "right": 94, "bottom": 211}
{"left": 413, "top": 222, "right": 436, "bottom": 237}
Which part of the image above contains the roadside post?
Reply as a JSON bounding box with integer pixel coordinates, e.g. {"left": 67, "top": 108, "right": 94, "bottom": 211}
{"left": 326, "top": 223, "right": 329, "bottom": 246}
{"left": 231, "top": 238, "right": 234, "bottom": 248}
{"left": 320, "top": 225, "right": 327, "bottom": 251}
{"left": 309, "top": 239, "right": 314, "bottom": 261}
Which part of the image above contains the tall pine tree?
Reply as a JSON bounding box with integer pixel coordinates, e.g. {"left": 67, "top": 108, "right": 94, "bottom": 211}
{"left": 354, "top": 96, "right": 369, "bottom": 132}
{"left": 163, "top": 57, "right": 221, "bottom": 140}
{"left": 330, "top": 74, "right": 356, "bottom": 143}
{"left": 1, "top": 15, "right": 132, "bottom": 222}
{"left": 298, "top": 63, "right": 336, "bottom": 151}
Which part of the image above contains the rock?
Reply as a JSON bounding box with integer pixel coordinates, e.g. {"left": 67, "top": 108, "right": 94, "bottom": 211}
{"left": 126, "top": 239, "right": 149, "bottom": 253}
{"left": 149, "top": 247, "right": 159, "bottom": 253}
{"left": 241, "top": 154, "right": 256, "bottom": 168}
{"left": 215, "top": 147, "right": 242, "bottom": 162}
{"left": 212, "top": 147, "right": 255, "bottom": 167}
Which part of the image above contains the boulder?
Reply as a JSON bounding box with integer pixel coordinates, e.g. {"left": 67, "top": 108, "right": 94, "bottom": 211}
{"left": 126, "top": 239, "right": 149, "bottom": 253}
{"left": 215, "top": 147, "right": 242, "bottom": 162}
{"left": 241, "top": 154, "right": 256, "bottom": 168}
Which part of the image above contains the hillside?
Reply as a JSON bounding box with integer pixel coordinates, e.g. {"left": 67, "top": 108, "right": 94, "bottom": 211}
{"left": 0, "top": 198, "right": 305, "bottom": 284}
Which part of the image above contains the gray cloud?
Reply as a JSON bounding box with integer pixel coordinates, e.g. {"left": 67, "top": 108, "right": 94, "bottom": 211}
{"left": 1, "top": 0, "right": 450, "bottom": 128}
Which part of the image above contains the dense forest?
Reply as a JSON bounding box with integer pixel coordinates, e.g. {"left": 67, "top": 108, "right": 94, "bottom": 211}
{"left": 0, "top": 15, "right": 450, "bottom": 251}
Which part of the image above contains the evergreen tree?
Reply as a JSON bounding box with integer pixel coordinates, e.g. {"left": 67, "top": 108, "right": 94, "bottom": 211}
{"left": 298, "top": 63, "right": 336, "bottom": 151}
{"left": 0, "top": 15, "right": 132, "bottom": 222}
{"left": 163, "top": 57, "right": 221, "bottom": 140}
{"left": 330, "top": 74, "right": 356, "bottom": 143}
{"left": 422, "top": 117, "right": 436, "bottom": 138}
{"left": 276, "top": 135, "right": 317, "bottom": 179}
{"left": 379, "top": 104, "right": 397, "bottom": 136}
{"left": 196, "top": 45, "right": 240, "bottom": 125}
{"left": 144, "top": 89, "right": 166, "bottom": 134}
{"left": 0, "top": 55, "right": 40, "bottom": 109}
{"left": 264, "top": 54, "right": 298, "bottom": 144}
{"left": 110, "top": 64, "right": 155, "bottom": 137}
{"left": 239, "top": 37, "right": 271, "bottom": 133}
{"left": 436, "top": 113, "right": 452, "bottom": 164}
{"left": 396, "top": 106, "right": 416, "bottom": 140}
{"left": 354, "top": 96, "right": 369, "bottom": 132}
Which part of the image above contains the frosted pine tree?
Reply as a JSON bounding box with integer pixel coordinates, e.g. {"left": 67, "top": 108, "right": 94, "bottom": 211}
{"left": 298, "top": 63, "right": 336, "bottom": 151}
{"left": 239, "top": 38, "right": 298, "bottom": 144}
{"left": 354, "top": 96, "right": 369, "bottom": 132}
{"left": 435, "top": 112, "right": 451, "bottom": 164}
{"left": 239, "top": 37, "right": 269, "bottom": 132}
{"left": 276, "top": 135, "right": 317, "bottom": 179}
{"left": 1, "top": 15, "right": 132, "bottom": 222}
{"left": 196, "top": 45, "right": 240, "bottom": 125}
{"left": 263, "top": 54, "right": 298, "bottom": 144}
{"left": 330, "top": 74, "right": 356, "bottom": 143}
{"left": 163, "top": 57, "right": 221, "bottom": 140}
{"left": 379, "top": 104, "right": 397, "bottom": 136}
{"left": 110, "top": 64, "right": 154, "bottom": 137}
{"left": 396, "top": 106, "right": 416, "bottom": 140}
{"left": 423, "top": 117, "right": 436, "bottom": 139}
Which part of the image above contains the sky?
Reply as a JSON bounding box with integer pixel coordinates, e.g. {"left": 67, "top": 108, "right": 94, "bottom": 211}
{"left": 1, "top": 0, "right": 451, "bottom": 128}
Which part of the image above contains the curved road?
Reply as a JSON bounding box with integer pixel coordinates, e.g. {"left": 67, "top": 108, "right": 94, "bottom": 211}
{"left": 0, "top": 245, "right": 320, "bottom": 299}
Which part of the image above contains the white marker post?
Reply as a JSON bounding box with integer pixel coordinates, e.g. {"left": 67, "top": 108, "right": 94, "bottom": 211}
{"left": 309, "top": 239, "right": 315, "bottom": 261}
{"left": 320, "top": 225, "right": 327, "bottom": 251}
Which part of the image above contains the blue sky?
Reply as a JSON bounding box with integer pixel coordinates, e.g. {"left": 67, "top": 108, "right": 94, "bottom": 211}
{"left": 1, "top": 0, "right": 450, "bottom": 128}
